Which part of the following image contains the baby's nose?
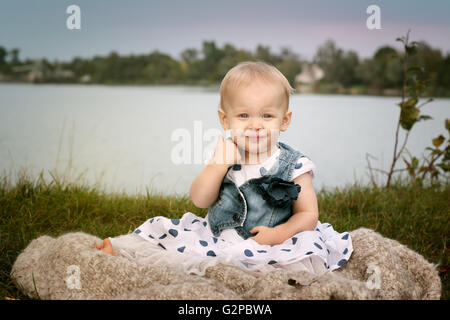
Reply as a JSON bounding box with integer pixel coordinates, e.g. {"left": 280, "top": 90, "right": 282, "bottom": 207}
{"left": 248, "top": 118, "right": 264, "bottom": 130}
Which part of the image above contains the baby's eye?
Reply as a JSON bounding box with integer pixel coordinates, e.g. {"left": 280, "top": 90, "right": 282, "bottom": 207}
{"left": 239, "top": 113, "right": 249, "bottom": 118}
{"left": 263, "top": 114, "right": 272, "bottom": 118}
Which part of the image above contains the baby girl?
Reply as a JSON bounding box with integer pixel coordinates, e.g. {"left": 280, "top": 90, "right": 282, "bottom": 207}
{"left": 96, "top": 61, "right": 353, "bottom": 276}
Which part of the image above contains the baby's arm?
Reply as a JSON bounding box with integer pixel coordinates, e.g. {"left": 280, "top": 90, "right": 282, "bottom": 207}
{"left": 250, "top": 172, "right": 319, "bottom": 245}
{"left": 189, "top": 162, "right": 230, "bottom": 208}
{"left": 189, "top": 135, "right": 240, "bottom": 208}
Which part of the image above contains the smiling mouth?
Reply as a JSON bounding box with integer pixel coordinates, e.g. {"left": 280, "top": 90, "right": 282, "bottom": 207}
{"left": 245, "top": 136, "right": 268, "bottom": 143}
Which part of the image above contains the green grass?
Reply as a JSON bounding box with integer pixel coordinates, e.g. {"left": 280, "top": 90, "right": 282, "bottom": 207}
{"left": 0, "top": 169, "right": 448, "bottom": 300}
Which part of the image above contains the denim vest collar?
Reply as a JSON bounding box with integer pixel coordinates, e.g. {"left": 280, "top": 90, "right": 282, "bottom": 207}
{"left": 207, "top": 141, "right": 305, "bottom": 239}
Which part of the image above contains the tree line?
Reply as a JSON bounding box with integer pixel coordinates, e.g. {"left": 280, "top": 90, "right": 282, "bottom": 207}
{"left": 0, "top": 39, "right": 449, "bottom": 96}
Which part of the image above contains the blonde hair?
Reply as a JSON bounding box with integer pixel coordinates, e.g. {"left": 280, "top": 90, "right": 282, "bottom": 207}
{"left": 219, "top": 61, "right": 295, "bottom": 111}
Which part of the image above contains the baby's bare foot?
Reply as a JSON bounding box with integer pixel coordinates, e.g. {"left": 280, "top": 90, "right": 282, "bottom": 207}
{"left": 95, "top": 238, "right": 117, "bottom": 256}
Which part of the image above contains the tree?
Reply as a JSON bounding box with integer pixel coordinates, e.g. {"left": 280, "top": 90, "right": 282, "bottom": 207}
{"left": 436, "top": 54, "right": 450, "bottom": 95}
{"left": 275, "top": 47, "right": 302, "bottom": 88}
{"left": 143, "top": 51, "right": 183, "bottom": 84}
{"left": 372, "top": 46, "right": 402, "bottom": 90}
{"left": 254, "top": 44, "right": 279, "bottom": 66}
{"left": 0, "top": 46, "right": 7, "bottom": 64}
{"left": 408, "top": 41, "right": 443, "bottom": 95}
{"left": 216, "top": 43, "right": 253, "bottom": 81}
{"left": 366, "top": 31, "right": 438, "bottom": 188}
{"left": 313, "top": 39, "right": 361, "bottom": 87}
{"left": 9, "top": 48, "right": 20, "bottom": 65}
{"left": 0, "top": 46, "right": 7, "bottom": 73}
{"left": 180, "top": 48, "right": 198, "bottom": 65}
{"left": 200, "top": 40, "right": 225, "bottom": 82}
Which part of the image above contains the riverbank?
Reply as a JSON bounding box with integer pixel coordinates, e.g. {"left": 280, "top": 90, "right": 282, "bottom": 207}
{"left": 0, "top": 170, "right": 448, "bottom": 299}
{"left": 2, "top": 80, "right": 449, "bottom": 97}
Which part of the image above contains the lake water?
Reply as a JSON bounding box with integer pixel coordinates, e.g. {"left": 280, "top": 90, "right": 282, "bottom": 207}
{"left": 0, "top": 83, "right": 449, "bottom": 196}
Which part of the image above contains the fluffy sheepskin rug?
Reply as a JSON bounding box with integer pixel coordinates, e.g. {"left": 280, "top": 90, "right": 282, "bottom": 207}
{"left": 11, "top": 228, "right": 441, "bottom": 300}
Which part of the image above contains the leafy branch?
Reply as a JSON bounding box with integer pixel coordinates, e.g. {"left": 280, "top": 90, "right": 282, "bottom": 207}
{"left": 366, "top": 30, "right": 449, "bottom": 188}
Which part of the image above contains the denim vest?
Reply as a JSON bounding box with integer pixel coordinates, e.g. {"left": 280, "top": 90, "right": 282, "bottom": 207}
{"left": 207, "top": 141, "right": 306, "bottom": 239}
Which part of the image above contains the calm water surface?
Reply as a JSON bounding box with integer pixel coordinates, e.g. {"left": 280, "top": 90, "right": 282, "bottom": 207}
{"left": 0, "top": 83, "right": 448, "bottom": 196}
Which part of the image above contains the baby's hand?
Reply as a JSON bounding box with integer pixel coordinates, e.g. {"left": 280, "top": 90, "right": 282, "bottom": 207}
{"left": 211, "top": 134, "right": 241, "bottom": 166}
{"left": 249, "top": 226, "right": 283, "bottom": 246}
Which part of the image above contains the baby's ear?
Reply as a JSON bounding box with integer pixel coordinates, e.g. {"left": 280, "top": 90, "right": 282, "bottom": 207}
{"left": 280, "top": 109, "right": 292, "bottom": 132}
{"left": 218, "top": 108, "right": 229, "bottom": 130}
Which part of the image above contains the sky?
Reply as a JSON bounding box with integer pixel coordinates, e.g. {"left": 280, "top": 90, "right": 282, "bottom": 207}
{"left": 1, "top": 0, "right": 450, "bottom": 62}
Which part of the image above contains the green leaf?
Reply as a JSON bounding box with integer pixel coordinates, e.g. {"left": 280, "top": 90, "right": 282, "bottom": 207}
{"left": 403, "top": 157, "right": 411, "bottom": 168}
{"left": 432, "top": 135, "right": 445, "bottom": 147}
{"left": 406, "top": 44, "right": 417, "bottom": 56}
{"left": 412, "top": 157, "right": 419, "bottom": 169}
{"left": 400, "top": 105, "right": 420, "bottom": 130}
{"left": 418, "top": 115, "right": 432, "bottom": 121}
{"left": 396, "top": 37, "right": 404, "bottom": 43}
{"left": 431, "top": 149, "right": 443, "bottom": 156}
{"left": 444, "top": 146, "right": 450, "bottom": 161}
{"left": 437, "top": 163, "right": 450, "bottom": 172}
{"left": 402, "top": 98, "right": 418, "bottom": 108}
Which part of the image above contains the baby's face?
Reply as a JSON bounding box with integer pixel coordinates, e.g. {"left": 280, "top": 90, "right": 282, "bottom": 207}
{"left": 218, "top": 80, "right": 292, "bottom": 157}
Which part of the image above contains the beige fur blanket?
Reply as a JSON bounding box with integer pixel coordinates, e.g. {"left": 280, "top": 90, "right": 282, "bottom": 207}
{"left": 11, "top": 227, "right": 441, "bottom": 300}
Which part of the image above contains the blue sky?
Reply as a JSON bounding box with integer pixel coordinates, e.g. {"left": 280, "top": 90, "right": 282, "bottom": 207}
{"left": 1, "top": 0, "right": 449, "bottom": 62}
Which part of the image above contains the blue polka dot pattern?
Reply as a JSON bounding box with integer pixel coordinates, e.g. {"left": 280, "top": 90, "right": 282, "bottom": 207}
{"left": 168, "top": 229, "right": 178, "bottom": 237}
{"left": 259, "top": 167, "right": 267, "bottom": 175}
{"left": 337, "top": 259, "right": 347, "bottom": 267}
{"left": 133, "top": 214, "right": 352, "bottom": 274}
{"left": 314, "top": 242, "right": 323, "bottom": 250}
{"left": 295, "top": 162, "right": 303, "bottom": 169}
{"left": 244, "top": 249, "right": 254, "bottom": 257}
{"left": 206, "top": 250, "right": 216, "bottom": 257}
{"left": 232, "top": 164, "right": 241, "bottom": 171}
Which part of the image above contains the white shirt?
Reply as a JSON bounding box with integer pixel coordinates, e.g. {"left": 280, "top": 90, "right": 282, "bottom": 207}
{"left": 205, "top": 146, "right": 316, "bottom": 186}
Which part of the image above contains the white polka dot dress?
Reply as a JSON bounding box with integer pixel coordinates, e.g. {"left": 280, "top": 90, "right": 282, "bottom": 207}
{"left": 110, "top": 146, "right": 353, "bottom": 276}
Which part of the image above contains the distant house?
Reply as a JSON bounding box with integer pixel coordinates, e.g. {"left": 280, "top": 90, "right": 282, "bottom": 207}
{"left": 52, "top": 68, "right": 74, "bottom": 81}
{"left": 295, "top": 63, "right": 324, "bottom": 93}
{"left": 12, "top": 59, "right": 48, "bottom": 83}
{"left": 12, "top": 59, "right": 74, "bottom": 83}
{"left": 79, "top": 74, "right": 91, "bottom": 83}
